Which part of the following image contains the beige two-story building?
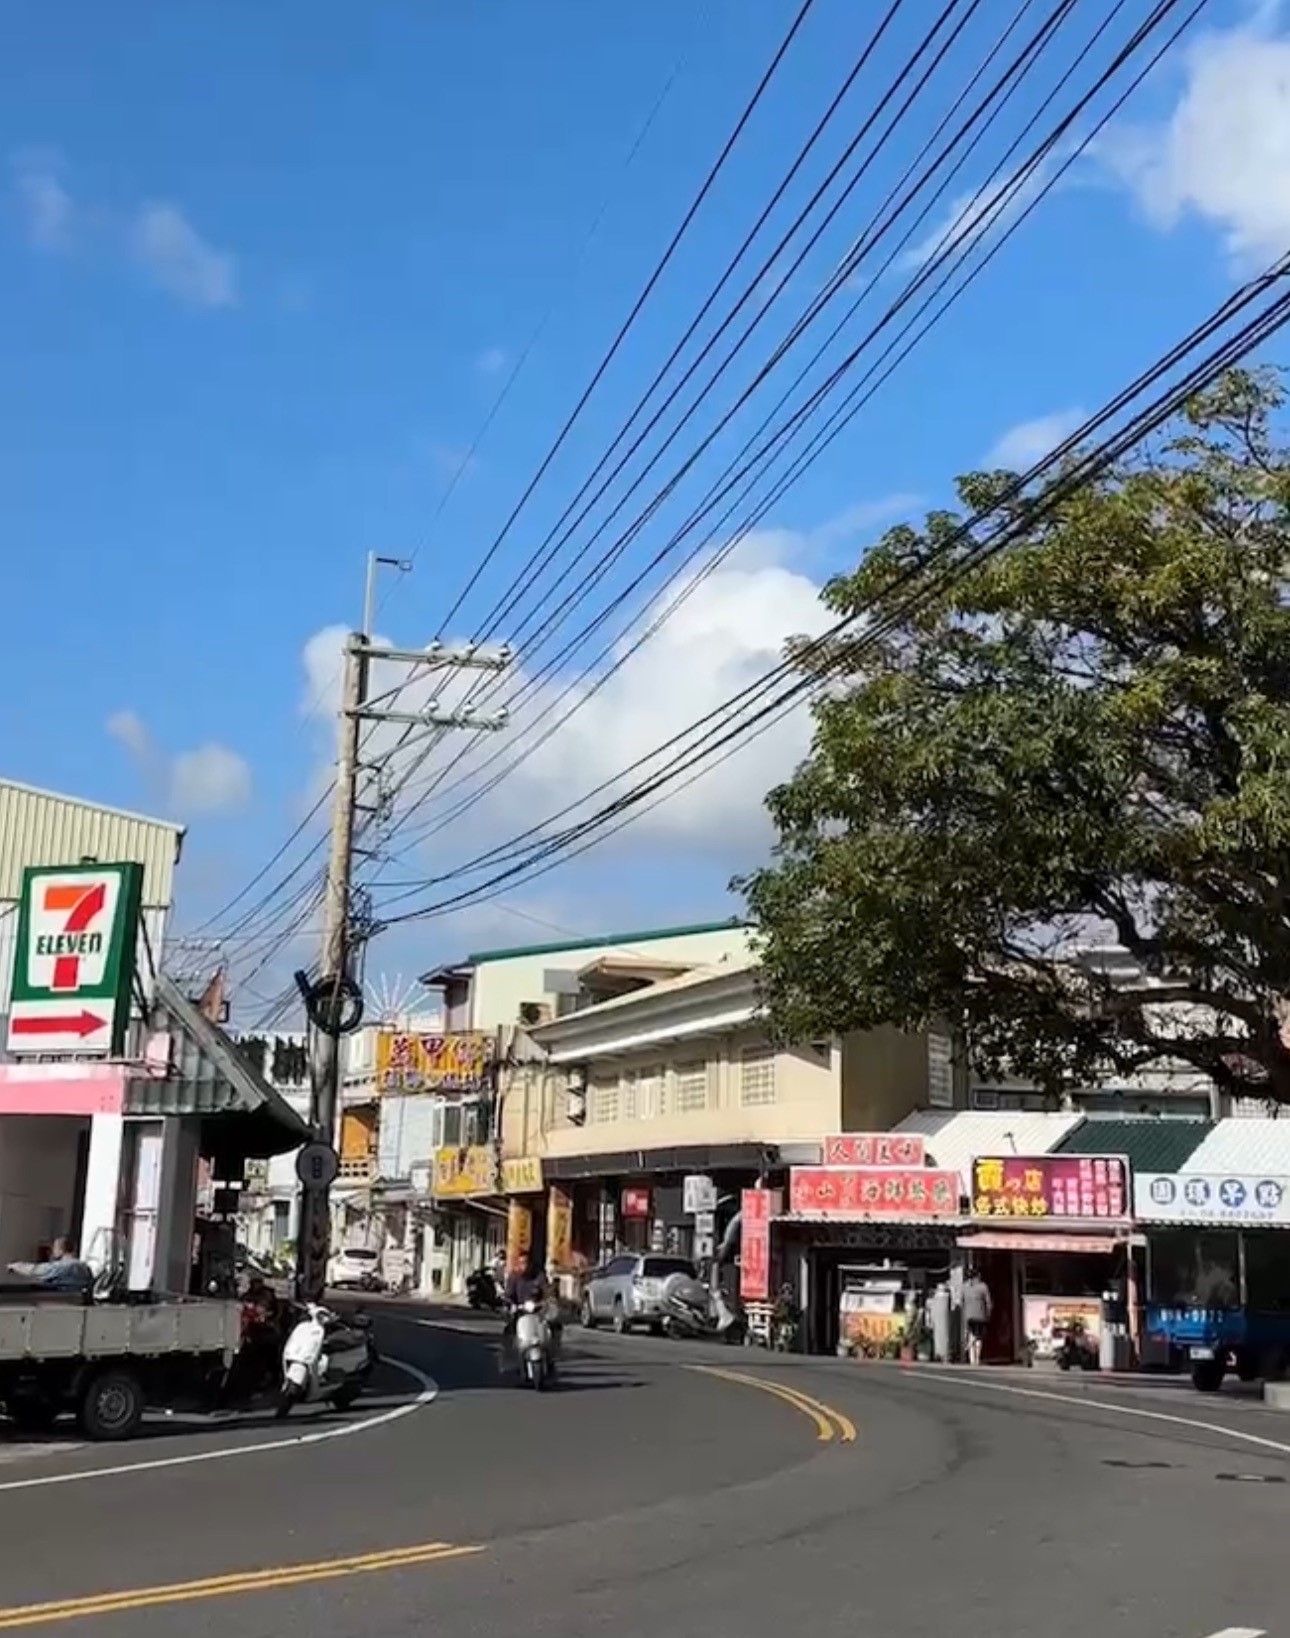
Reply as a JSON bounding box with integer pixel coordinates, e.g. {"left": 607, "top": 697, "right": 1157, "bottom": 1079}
{"left": 499, "top": 952, "right": 960, "bottom": 1274}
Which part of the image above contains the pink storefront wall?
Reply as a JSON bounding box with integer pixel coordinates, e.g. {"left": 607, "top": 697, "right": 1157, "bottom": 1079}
{"left": 0, "top": 1062, "right": 126, "bottom": 1116}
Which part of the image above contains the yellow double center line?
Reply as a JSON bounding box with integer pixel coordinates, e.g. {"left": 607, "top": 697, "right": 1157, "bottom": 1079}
{"left": 0, "top": 1541, "right": 484, "bottom": 1630}
{"left": 692, "top": 1365, "right": 857, "bottom": 1443}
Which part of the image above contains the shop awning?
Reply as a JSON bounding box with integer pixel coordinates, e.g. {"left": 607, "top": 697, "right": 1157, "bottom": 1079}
{"left": 541, "top": 1142, "right": 775, "bottom": 1180}
{"left": 958, "top": 1231, "right": 1124, "bottom": 1253}
{"left": 1054, "top": 1117, "right": 1212, "bottom": 1172}
{"left": 126, "top": 976, "right": 309, "bottom": 1162}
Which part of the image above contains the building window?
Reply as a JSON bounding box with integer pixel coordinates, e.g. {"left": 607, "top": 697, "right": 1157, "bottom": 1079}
{"left": 591, "top": 1078, "right": 619, "bottom": 1124}
{"left": 638, "top": 1070, "right": 665, "bottom": 1120}
{"left": 674, "top": 1061, "right": 709, "bottom": 1113}
{"left": 620, "top": 1070, "right": 638, "bottom": 1121}
{"left": 740, "top": 1046, "right": 776, "bottom": 1106}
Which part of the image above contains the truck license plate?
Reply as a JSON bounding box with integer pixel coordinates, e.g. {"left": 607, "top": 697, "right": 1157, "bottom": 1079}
{"left": 1189, "top": 1346, "right": 1215, "bottom": 1360}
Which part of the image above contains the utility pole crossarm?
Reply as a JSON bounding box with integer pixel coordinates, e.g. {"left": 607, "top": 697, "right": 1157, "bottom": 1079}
{"left": 363, "top": 641, "right": 511, "bottom": 671}
{"left": 349, "top": 705, "right": 508, "bottom": 731}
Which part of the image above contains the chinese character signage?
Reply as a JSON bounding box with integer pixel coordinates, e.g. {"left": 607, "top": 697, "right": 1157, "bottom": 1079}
{"left": 376, "top": 1029, "right": 495, "bottom": 1093}
{"left": 547, "top": 1185, "right": 573, "bottom": 1270}
{"left": 1136, "top": 1172, "right": 1290, "bottom": 1226}
{"left": 823, "top": 1133, "right": 926, "bottom": 1167}
{"left": 971, "top": 1155, "right": 1128, "bottom": 1221}
{"left": 740, "top": 1188, "right": 781, "bottom": 1301}
{"left": 432, "top": 1145, "right": 498, "bottom": 1198}
{"left": 501, "top": 1156, "right": 544, "bottom": 1195}
{"left": 789, "top": 1166, "right": 960, "bottom": 1218}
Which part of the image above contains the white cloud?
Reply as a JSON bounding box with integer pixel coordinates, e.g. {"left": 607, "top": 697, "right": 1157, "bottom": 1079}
{"left": 106, "top": 710, "right": 251, "bottom": 816}
{"left": 170, "top": 743, "right": 252, "bottom": 814}
{"left": 900, "top": 164, "right": 1049, "bottom": 270}
{"left": 1101, "top": 21, "right": 1290, "bottom": 271}
{"left": 8, "top": 147, "right": 239, "bottom": 310}
{"left": 105, "top": 708, "right": 152, "bottom": 761}
{"left": 298, "top": 521, "right": 855, "bottom": 883}
{"left": 475, "top": 346, "right": 508, "bottom": 377}
{"left": 10, "top": 149, "right": 73, "bottom": 250}
{"left": 130, "top": 202, "right": 237, "bottom": 308}
{"left": 429, "top": 444, "right": 482, "bottom": 484}
{"left": 987, "top": 407, "right": 1086, "bottom": 469}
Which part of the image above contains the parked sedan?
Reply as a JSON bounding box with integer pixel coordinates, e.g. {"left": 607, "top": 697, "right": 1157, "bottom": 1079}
{"left": 327, "top": 1246, "right": 385, "bottom": 1291}
{"left": 580, "top": 1254, "right": 696, "bottom": 1333}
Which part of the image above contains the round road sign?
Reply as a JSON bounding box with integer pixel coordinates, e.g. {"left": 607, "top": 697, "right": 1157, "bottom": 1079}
{"left": 296, "top": 1141, "right": 340, "bottom": 1189}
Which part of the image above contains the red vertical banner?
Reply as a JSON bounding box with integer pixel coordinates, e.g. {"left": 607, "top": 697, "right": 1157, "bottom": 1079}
{"left": 740, "top": 1188, "right": 778, "bottom": 1302}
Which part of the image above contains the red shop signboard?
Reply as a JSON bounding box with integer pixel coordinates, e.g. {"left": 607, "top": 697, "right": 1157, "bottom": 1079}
{"left": 824, "top": 1132, "right": 926, "bottom": 1168}
{"left": 788, "top": 1166, "right": 960, "bottom": 1218}
{"left": 621, "top": 1187, "right": 651, "bottom": 1220}
{"left": 740, "top": 1188, "right": 780, "bottom": 1302}
{"left": 970, "top": 1155, "right": 1128, "bottom": 1221}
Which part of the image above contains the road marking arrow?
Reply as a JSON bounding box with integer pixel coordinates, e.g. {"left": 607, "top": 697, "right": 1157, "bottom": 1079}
{"left": 10, "top": 1011, "right": 107, "bottom": 1039}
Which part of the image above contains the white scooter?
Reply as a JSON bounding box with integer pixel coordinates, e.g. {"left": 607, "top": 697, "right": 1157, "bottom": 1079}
{"left": 277, "top": 1301, "right": 375, "bottom": 1416}
{"left": 514, "top": 1298, "right": 554, "bottom": 1390}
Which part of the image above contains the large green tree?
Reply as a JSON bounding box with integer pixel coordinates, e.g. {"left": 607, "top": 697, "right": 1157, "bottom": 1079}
{"left": 738, "top": 369, "right": 1290, "bottom": 1102}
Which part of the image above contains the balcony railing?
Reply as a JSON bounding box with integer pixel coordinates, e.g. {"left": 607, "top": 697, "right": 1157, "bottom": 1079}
{"left": 338, "top": 1156, "right": 376, "bottom": 1183}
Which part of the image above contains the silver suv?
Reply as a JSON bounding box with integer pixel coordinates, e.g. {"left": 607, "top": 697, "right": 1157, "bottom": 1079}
{"left": 580, "top": 1253, "right": 696, "bottom": 1333}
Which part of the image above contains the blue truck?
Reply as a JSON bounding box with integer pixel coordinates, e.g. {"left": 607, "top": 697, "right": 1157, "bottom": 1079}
{"left": 1144, "top": 1304, "right": 1290, "bottom": 1391}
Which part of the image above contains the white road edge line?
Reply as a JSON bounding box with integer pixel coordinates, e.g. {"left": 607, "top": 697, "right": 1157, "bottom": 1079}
{"left": 0, "top": 1355, "right": 438, "bottom": 1494}
{"left": 916, "top": 1370, "right": 1290, "bottom": 1458}
{"left": 1201, "top": 1628, "right": 1266, "bottom": 1637}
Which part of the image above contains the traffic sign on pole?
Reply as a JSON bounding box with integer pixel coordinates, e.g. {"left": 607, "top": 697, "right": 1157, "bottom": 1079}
{"left": 296, "top": 1142, "right": 340, "bottom": 1190}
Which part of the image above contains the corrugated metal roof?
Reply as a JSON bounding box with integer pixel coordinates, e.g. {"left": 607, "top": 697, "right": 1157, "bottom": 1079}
{"left": 0, "top": 778, "right": 183, "bottom": 906}
{"left": 891, "top": 1110, "right": 1083, "bottom": 1190}
{"left": 125, "top": 976, "right": 308, "bottom": 1157}
{"left": 1056, "top": 1117, "right": 1212, "bottom": 1172}
{"left": 1178, "top": 1117, "right": 1290, "bottom": 1174}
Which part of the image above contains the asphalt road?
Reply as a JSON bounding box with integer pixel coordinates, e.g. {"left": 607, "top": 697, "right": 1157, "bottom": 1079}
{"left": 0, "top": 1305, "right": 1287, "bottom": 1637}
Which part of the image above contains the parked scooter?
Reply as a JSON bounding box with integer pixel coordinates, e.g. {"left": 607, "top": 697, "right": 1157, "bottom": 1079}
{"left": 277, "top": 1302, "right": 377, "bottom": 1416}
{"left": 661, "top": 1271, "right": 746, "bottom": 1344}
{"left": 1055, "top": 1318, "right": 1098, "bottom": 1372}
{"left": 513, "top": 1298, "right": 554, "bottom": 1390}
{"left": 466, "top": 1267, "right": 502, "bottom": 1311}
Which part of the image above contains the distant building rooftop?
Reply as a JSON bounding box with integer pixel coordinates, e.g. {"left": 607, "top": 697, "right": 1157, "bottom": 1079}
{"left": 418, "top": 918, "right": 747, "bottom": 987}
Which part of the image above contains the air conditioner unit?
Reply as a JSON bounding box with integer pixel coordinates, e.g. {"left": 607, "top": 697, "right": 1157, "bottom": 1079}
{"left": 518, "top": 1000, "right": 552, "bottom": 1027}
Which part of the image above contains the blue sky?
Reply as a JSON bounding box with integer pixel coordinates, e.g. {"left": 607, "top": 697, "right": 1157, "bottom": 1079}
{"left": 1, "top": 0, "right": 1282, "bottom": 1016}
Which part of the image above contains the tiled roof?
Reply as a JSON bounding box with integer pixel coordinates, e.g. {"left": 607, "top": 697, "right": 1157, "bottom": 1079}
{"left": 1055, "top": 1117, "right": 1212, "bottom": 1173}
{"left": 891, "top": 1110, "right": 1083, "bottom": 1191}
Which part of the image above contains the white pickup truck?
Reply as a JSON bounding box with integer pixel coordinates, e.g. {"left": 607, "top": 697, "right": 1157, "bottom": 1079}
{"left": 0, "top": 1292, "right": 241, "bottom": 1440}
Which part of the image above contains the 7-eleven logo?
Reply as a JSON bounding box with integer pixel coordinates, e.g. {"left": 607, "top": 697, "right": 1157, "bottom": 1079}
{"left": 27, "top": 874, "right": 119, "bottom": 995}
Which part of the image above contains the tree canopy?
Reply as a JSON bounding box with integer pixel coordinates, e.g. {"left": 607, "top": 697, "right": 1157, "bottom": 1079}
{"left": 738, "top": 369, "right": 1290, "bottom": 1103}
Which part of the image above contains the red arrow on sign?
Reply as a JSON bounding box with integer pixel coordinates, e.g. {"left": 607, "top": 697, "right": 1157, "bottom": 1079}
{"left": 11, "top": 1010, "right": 108, "bottom": 1039}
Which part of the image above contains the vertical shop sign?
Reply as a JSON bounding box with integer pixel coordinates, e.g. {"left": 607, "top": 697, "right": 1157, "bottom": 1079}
{"left": 740, "top": 1188, "right": 779, "bottom": 1302}
{"left": 547, "top": 1185, "right": 574, "bottom": 1270}
{"left": 506, "top": 1200, "right": 533, "bottom": 1272}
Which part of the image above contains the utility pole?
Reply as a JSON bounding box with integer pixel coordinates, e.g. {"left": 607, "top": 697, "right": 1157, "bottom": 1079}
{"left": 296, "top": 558, "right": 511, "bottom": 1300}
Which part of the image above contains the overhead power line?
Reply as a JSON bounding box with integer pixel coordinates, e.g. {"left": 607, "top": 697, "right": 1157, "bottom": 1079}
{"left": 365, "top": 0, "right": 1195, "bottom": 871}
{"left": 372, "top": 243, "right": 1290, "bottom": 927}
{"left": 361, "top": 0, "right": 1094, "bottom": 860}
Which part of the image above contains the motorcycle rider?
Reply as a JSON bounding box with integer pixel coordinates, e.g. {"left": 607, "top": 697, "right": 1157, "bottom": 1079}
{"left": 502, "top": 1253, "right": 553, "bottom": 1374}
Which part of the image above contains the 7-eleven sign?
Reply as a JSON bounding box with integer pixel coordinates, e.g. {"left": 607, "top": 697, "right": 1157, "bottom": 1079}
{"left": 6, "top": 862, "right": 144, "bottom": 1056}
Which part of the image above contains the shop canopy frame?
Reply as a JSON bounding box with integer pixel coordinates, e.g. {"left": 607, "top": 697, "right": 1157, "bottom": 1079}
{"left": 126, "top": 975, "right": 309, "bottom": 1166}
